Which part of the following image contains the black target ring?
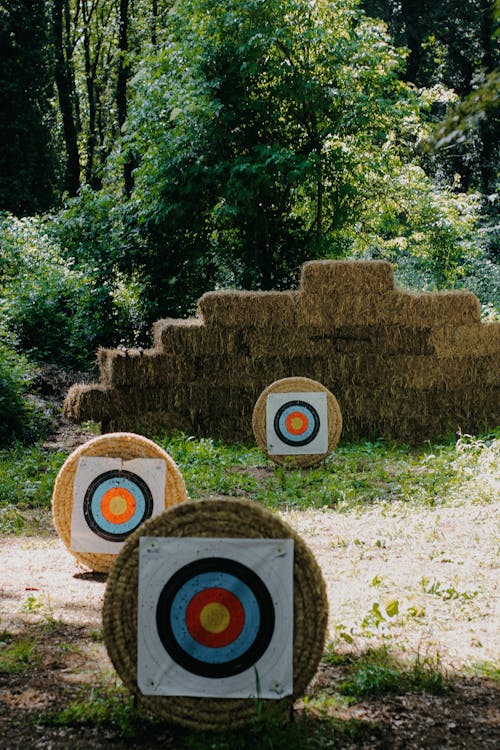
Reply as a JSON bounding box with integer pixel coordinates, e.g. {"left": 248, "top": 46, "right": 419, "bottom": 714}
{"left": 156, "top": 557, "right": 275, "bottom": 679}
{"left": 273, "top": 399, "right": 321, "bottom": 447}
{"left": 83, "top": 469, "right": 154, "bottom": 542}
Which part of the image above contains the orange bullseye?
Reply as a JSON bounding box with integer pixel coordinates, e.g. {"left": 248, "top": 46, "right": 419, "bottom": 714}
{"left": 285, "top": 411, "right": 308, "bottom": 435}
{"left": 100, "top": 487, "right": 136, "bottom": 524}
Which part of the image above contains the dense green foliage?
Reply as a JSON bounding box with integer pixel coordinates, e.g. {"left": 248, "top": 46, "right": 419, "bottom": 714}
{"left": 0, "top": 0, "right": 57, "bottom": 214}
{"left": 0, "top": 332, "right": 50, "bottom": 447}
{"left": 0, "top": 213, "right": 146, "bottom": 370}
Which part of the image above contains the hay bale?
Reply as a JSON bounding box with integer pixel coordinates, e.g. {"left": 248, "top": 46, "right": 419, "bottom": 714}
{"left": 430, "top": 322, "right": 500, "bottom": 358}
{"left": 297, "top": 287, "right": 481, "bottom": 329}
{"left": 98, "top": 348, "right": 177, "bottom": 387}
{"left": 299, "top": 260, "right": 395, "bottom": 296}
{"left": 296, "top": 289, "right": 394, "bottom": 328}
{"left": 153, "top": 317, "right": 238, "bottom": 356}
{"left": 197, "top": 289, "right": 298, "bottom": 329}
{"left": 63, "top": 384, "right": 115, "bottom": 423}
{"left": 382, "top": 289, "right": 481, "bottom": 326}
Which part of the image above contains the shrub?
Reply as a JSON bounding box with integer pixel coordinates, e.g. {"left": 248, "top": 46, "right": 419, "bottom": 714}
{"left": 0, "top": 333, "right": 48, "bottom": 447}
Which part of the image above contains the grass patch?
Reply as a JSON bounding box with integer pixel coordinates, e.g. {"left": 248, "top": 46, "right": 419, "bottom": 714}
{"left": 158, "top": 428, "right": 499, "bottom": 511}
{"left": 0, "top": 443, "right": 66, "bottom": 533}
{"left": 0, "top": 427, "right": 497, "bottom": 533}
{"left": 0, "top": 637, "right": 40, "bottom": 674}
{"left": 41, "top": 681, "right": 374, "bottom": 748}
{"left": 40, "top": 684, "right": 154, "bottom": 738}
{"left": 325, "top": 647, "right": 447, "bottom": 699}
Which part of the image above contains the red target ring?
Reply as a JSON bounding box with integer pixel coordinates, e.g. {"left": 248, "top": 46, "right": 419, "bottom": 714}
{"left": 185, "top": 587, "right": 245, "bottom": 648}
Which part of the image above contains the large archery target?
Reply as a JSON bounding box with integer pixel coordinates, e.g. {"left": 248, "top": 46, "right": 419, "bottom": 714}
{"left": 52, "top": 432, "right": 188, "bottom": 572}
{"left": 252, "top": 376, "right": 343, "bottom": 468}
{"left": 103, "top": 498, "right": 328, "bottom": 731}
{"left": 267, "top": 392, "right": 327, "bottom": 455}
{"left": 137, "top": 538, "right": 293, "bottom": 698}
{"left": 71, "top": 457, "right": 165, "bottom": 553}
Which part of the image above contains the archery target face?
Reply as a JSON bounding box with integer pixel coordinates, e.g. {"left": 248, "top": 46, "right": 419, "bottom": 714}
{"left": 266, "top": 391, "right": 328, "bottom": 455}
{"left": 71, "top": 457, "right": 166, "bottom": 553}
{"left": 137, "top": 538, "right": 294, "bottom": 698}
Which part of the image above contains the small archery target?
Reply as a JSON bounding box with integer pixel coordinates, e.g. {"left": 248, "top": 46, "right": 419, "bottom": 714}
{"left": 137, "top": 538, "right": 293, "bottom": 698}
{"left": 266, "top": 391, "right": 328, "bottom": 455}
{"left": 71, "top": 457, "right": 166, "bottom": 553}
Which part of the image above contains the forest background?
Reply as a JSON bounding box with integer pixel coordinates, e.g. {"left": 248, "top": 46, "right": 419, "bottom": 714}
{"left": 0, "top": 0, "right": 499, "bottom": 446}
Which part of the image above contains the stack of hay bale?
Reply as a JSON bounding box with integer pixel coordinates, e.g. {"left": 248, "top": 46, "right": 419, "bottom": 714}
{"left": 64, "top": 260, "right": 500, "bottom": 443}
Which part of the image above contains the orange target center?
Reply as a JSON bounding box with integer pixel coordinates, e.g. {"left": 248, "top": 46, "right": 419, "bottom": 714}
{"left": 285, "top": 411, "right": 308, "bottom": 435}
{"left": 100, "top": 487, "right": 136, "bottom": 524}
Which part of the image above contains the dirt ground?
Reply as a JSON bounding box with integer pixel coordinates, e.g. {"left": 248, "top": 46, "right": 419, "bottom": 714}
{"left": 0, "top": 417, "right": 499, "bottom": 749}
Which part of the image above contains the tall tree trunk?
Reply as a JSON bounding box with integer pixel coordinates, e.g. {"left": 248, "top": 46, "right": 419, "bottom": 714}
{"left": 52, "top": 0, "right": 80, "bottom": 195}
{"left": 478, "top": 0, "right": 498, "bottom": 193}
{"left": 117, "top": 0, "right": 133, "bottom": 195}
{"left": 151, "top": 0, "right": 158, "bottom": 46}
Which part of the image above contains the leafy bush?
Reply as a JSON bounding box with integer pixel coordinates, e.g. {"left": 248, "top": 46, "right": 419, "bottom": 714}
{"left": 0, "top": 333, "right": 48, "bottom": 447}
{"left": 0, "top": 213, "right": 148, "bottom": 370}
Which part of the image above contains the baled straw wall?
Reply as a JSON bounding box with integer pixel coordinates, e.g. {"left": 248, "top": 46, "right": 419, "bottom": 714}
{"left": 63, "top": 260, "right": 500, "bottom": 443}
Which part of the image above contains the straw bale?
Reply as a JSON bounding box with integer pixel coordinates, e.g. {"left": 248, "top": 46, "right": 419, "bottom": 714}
{"left": 153, "top": 317, "right": 238, "bottom": 356}
{"left": 320, "top": 353, "right": 500, "bottom": 390}
{"left": 63, "top": 383, "right": 115, "bottom": 423}
{"left": 296, "top": 289, "right": 394, "bottom": 328}
{"left": 337, "top": 384, "right": 499, "bottom": 424}
{"left": 97, "top": 348, "right": 178, "bottom": 387}
{"left": 299, "top": 260, "right": 395, "bottom": 296}
{"left": 197, "top": 289, "right": 298, "bottom": 329}
{"left": 430, "top": 322, "right": 500, "bottom": 359}
{"left": 381, "top": 289, "right": 481, "bottom": 326}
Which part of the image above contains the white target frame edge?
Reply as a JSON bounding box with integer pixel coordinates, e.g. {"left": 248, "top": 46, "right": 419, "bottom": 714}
{"left": 71, "top": 457, "right": 167, "bottom": 553}
{"left": 266, "top": 391, "right": 328, "bottom": 455}
{"left": 137, "top": 537, "right": 294, "bottom": 699}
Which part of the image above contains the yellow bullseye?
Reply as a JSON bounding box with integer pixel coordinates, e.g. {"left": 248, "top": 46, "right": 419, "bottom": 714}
{"left": 199, "top": 602, "right": 231, "bottom": 634}
{"left": 290, "top": 416, "right": 304, "bottom": 431}
{"left": 108, "top": 495, "right": 128, "bottom": 516}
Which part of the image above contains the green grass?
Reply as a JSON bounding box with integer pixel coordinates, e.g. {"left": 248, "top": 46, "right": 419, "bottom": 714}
{"left": 40, "top": 682, "right": 373, "bottom": 748}
{"left": 322, "top": 646, "right": 446, "bottom": 699}
{"left": 0, "top": 428, "right": 497, "bottom": 534}
{"left": 157, "top": 428, "right": 499, "bottom": 511}
{"left": 0, "top": 443, "right": 66, "bottom": 532}
{"left": 0, "top": 636, "right": 40, "bottom": 674}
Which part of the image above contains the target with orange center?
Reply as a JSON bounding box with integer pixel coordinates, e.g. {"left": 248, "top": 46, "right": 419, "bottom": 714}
{"left": 83, "top": 469, "right": 154, "bottom": 542}
{"left": 274, "top": 400, "right": 320, "bottom": 447}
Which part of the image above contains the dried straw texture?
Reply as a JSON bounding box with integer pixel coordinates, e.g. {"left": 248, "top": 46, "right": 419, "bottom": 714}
{"left": 102, "top": 497, "right": 328, "bottom": 731}
{"left": 62, "top": 260, "right": 499, "bottom": 444}
{"left": 252, "top": 377, "right": 342, "bottom": 468}
{"left": 52, "top": 433, "right": 188, "bottom": 573}
{"left": 197, "top": 290, "right": 298, "bottom": 328}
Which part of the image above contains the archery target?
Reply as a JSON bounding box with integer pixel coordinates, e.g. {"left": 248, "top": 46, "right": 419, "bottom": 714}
{"left": 137, "top": 538, "right": 293, "bottom": 698}
{"left": 266, "top": 391, "right": 328, "bottom": 455}
{"left": 71, "top": 457, "right": 166, "bottom": 553}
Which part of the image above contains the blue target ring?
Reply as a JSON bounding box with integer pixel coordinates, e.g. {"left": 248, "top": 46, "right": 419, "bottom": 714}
{"left": 83, "top": 469, "right": 154, "bottom": 542}
{"left": 274, "top": 400, "right": 320, "bottom": 447}
{"left": 169, "top": 573, "right": 260, "bottom": 664}
{"left": 156, "top": 558, "right": 275, "bottom": 678}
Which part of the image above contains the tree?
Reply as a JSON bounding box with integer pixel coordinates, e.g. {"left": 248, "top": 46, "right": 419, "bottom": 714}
{"left": 0, "top": 0, "right": 57, "bottom": 214}
{"left": 124, "top": 0, "right": 419, "bottom": 311}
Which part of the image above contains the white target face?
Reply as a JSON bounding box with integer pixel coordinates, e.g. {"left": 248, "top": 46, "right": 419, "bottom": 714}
{"left": 137, "top": 538, "right": 294, "bottom": 698}
{"left": 266, "top": 391, "right": 328, "bottom": 455}
{"left": 71, "top": 457, "right": 166, "bottom": 553}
